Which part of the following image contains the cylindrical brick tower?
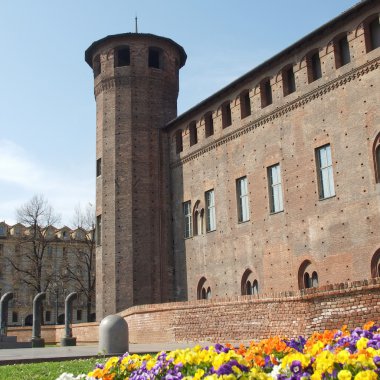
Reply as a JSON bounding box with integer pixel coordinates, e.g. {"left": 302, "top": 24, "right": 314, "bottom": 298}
{"left": 85, "top": 33, "right": 186, "bottom": 319}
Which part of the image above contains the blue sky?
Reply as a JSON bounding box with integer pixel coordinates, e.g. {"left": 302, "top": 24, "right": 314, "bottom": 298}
{"left": 0, "top": 0, "right": 357, "bottom": 226}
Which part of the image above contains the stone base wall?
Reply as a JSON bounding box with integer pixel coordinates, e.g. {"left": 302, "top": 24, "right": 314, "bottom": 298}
{"left": 8, "top": 278, "right": 380, "bottom": 345}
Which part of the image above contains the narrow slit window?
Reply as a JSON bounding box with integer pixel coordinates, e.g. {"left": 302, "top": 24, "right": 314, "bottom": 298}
{"left": 236, "top": 177, "right": 249, "bottom": 222}
{"left": 268, "top": 164, "right": 284, "bottom": 213}
{"left": 316, "top": 144, "right": 335, "bottom": 199}
{"left": 96, "top": 158, "right": 101, "bottom": 177}
{"left": 96, "top": 215, "right": 102, "bottom": 245}
{"left": 204, "top": 112, "right": 214, "bottom": 137}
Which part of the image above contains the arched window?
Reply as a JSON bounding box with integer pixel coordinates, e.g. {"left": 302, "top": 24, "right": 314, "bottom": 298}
{"left": 241, "top": 269, "right": 259, "bottom": 295}
{"left": 193, "top": 202, "right": 203, "bottom": 236}
{"left": 298, "top": 260, "right": 319, "bottom": 290}
{"left": 371, "top": 249, "right": 380, "bottom": 278}
{"left": 197, "top": 277, "right": 211, "bottom": 300}
{"left": 374, "top": 133, "right": 380, "bottom": 183}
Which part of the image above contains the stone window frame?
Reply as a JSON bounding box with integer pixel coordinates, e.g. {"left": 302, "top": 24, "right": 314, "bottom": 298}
{"left": 315, "top": 144, "right": 335, "bottom": 200}
{"left": 236, "top": 176, "right": 250, "bottom": 223}
{"left": 298, "top": 260, "right": 319, "bottom": 290}
{"left": 205, "top": 189, "right": 216, "bottom": 233}
{"left": 267, "top": 163, "right": 284, "bottom": 214}
{"left": 241, "top": 269, "right": 259, "bottom": 295}
{"left": 183, "top": 201, "right": 192, "bottom": 239}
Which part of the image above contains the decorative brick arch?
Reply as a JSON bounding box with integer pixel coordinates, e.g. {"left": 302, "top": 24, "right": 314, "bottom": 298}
{"left": 298, "top": 259, "right": 319, "bottom": 290}
{"left": 371, "top": 249, "right": 380, "bottom": 278}
{"left": 241, "top": 268, "right": 259, "bottom": 295}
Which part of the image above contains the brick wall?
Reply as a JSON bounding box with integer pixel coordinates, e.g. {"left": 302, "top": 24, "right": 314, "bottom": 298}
{"left": 8, "top": 279, "right": 380, "bottom": 345}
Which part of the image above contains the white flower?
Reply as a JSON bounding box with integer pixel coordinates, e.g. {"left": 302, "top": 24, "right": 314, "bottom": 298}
{"left": 55, "top": 373, "right": 89, "bottom": 380}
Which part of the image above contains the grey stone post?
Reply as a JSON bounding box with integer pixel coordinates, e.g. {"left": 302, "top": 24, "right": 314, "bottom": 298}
{"left": 99, "top": 315, "right": 129, "bottom": 354}
{"left": 0, "top": 292, "right": 13, "bottom": 336}
{"left": 31, "top": 292, "right": 46, "bottom": 347}
{"left": 61, "top": 292, "right": 77, "bottom": 346}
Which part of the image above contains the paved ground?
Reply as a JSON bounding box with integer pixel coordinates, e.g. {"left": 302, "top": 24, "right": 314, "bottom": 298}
{"left": 0, "top": 342, "right": 212, "bottom": 365}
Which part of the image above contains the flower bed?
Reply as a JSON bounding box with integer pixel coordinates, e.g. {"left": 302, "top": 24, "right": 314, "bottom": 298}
{"left": 63, "top": 322, "right": 380, "bottom": 379}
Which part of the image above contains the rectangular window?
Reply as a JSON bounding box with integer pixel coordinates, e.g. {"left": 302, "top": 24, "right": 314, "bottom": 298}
{"left": 335, "top": 35, "right": 350, "bottom": 68}
{"left": 45, "top": 310, "right": 51, "bottom": 322}
{"left": 316, "top": 144, "right": 335, "bottom": 199}
{"left": 183, "top": 201, "right": 192, "bottom": 238}
{"left": 236, "top": 177, "right": 250, "bottom": 222}
{"left": 189, "top": 122, "right": 197, "bottom": 146}
{"left": 261, "top": 79, "right": 272, "bottom": 108}
{"left": 96, "top": 158, "right": 101, "bottom": 177}
{"left": 283, "top": 66, "right": 296, "bottom": 96}
{"left": 222, "top": 102, "right": 232, "bottom": 128}
{"left": 268, "top": 164, "right": 284, "bottom": 213}
{"left": 148, "top": 48, "right": 161, "bottom": 69}
{"left": 175, "top": 130, "right": 183, "bottom": 153}
{"left": 204, "top": 112, "right": 214, "bottom": 137}
{"left": 76, "top": 309, "right": 82, "bottom": 321}
{"left": 205, "top": 190, "right": 216, "bottom": 232}
{"left": 96, "top": 215, "right": 102, "bottom": 245}
{"left": 240, "top": 91, "right": 251, "bottom": 119}
{"left": 12, "top": 311, "right": 18, "bottom": 323}
{"left": 308, "top": 51, "right": 322, "bottom": 82}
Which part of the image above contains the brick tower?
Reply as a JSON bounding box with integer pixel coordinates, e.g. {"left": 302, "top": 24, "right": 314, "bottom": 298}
{"left": 85, "top": 33, "right": 186, "bottom": 319}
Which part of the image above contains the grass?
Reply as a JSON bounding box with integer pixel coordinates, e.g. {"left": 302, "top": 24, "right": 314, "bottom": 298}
{"left": 0, "top": 357, "right": 104, "bottom": 380}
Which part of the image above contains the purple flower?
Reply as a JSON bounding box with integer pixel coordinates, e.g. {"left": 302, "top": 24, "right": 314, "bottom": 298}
{"left": 95, "top": 362, "right": 104, "bottom": 369}
{"left": 290, "top": 360, "right": 302, "bottom": 374}
{"left": 374, "top": 356, "right": 380, "bottom": 367}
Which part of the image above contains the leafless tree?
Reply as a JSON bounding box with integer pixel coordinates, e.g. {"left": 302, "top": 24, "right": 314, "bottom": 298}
{"left": 64, "top": 203, "right": 96, "bottom": 322}
{"left": 6, "top": 194, "right": 61, "bottom": 296}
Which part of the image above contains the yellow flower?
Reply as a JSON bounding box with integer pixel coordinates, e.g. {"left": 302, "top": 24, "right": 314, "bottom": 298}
{"left": 338, "top": 369, "right": 352, "bottom": 380}
{"left": 104, "top": 356, "right": 119, "bottom": 371}
{"left": 354, "top": 370, "right": 378, "bottom": 380}
{"left": 336, "top": 350, "right": 350, "bottom": 364}
{"left": 357, "top": 338, "right": 369, "bottom": 351}
{"left": 194, "top": 368, "right": 205, "bottom": 380}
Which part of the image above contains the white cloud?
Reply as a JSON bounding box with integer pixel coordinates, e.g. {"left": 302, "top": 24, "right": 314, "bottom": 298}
{"left": 0, "top": 139, "right": 94, "bottom": 226}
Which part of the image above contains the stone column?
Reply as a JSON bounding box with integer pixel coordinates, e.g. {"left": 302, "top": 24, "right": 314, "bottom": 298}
{"left": 31, "top": 292, "right": 46, "bottom": 347}
{"left": 61, "top": 292, "right": 77, "bottom": 346}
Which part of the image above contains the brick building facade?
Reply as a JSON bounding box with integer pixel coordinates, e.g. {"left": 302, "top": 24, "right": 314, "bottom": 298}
{"left": 86, "top": 0, "right": 380, "bottom": 319}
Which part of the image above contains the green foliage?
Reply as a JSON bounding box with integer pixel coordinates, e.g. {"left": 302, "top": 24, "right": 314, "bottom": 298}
{"left": 0, "top": 358, "right": 103, "bottom": 380}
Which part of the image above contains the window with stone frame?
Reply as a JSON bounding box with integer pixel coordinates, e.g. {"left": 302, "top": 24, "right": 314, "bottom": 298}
{"left": 236, "top": 176, "right": 250, "bottom": 222}
{"left": 183, "top": 201, "right": 192, "bottom": 239}
{"left": 205, "top": 189, "right": 216, "bottom": 232}
{"left": 316, "top": 144, "right": 335, "bottom": 199}
{"left": 197, "top": 277, "right": 211, "bottom": 300}
{"left": 268, "top": 164, "right": 284, "bottom": 213}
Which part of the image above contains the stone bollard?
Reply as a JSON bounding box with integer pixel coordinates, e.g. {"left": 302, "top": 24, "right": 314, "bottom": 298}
{"left": 61, "top": 292, "right": 78, "bottom": 346}
{"left": 99, "top": 315, "right": 128, "bottom": 355}
{"left": 31, "top": 292, "right": 46, "bottom": 348}
{"left": 0, "top": 292, "right": 13, "bottom": 336}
